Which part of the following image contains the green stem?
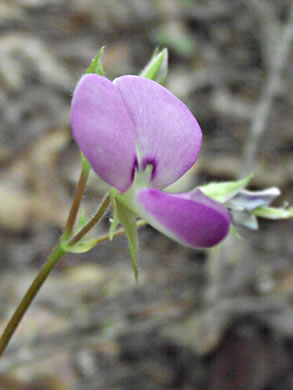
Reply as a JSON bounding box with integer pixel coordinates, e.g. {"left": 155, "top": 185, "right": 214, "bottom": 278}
{"left": 84, "top": 219, "right": 147, "bottom": 247}
{"left": 0, "top": 192, "right": 111, "bottom": 356}
{"left": 0, "top": 215, "right": 147, "bottom": 357}
{"left": 68, "top": 192, "right": 111, "bottom": 247}
{"left": 0, "top": 243, "right": 65, "bottom": 357}
{"left": 62, "top": 156, "right": 90, "bottom": 241}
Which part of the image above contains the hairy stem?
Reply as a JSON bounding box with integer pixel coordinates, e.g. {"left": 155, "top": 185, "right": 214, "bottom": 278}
{"left": 62, "top": 157, "right": 90, "bottom": 241}
{"left": 0, "top": 218, "right": 147, "bottom": 357}
{"left": 0, "top": 244, "right": 65, "bottom": 357}
{"left": 68, "top": 192, "right": 111, "bottom": 246}
{"left": 85, "top": 219, "right": 147, "bottom": 246}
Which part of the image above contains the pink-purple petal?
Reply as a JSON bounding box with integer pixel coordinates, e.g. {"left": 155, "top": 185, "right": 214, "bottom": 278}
{"left": 114, "top": 76, "right": 202, "bottom": 189}
{"left": 134, "top": 188, "right": 231, "bottom": 248}
{"left": 71, "top": 74, "right": 137, "bottom": 192}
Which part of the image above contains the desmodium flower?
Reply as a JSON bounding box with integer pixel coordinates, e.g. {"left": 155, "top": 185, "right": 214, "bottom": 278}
{"left": 71, "top": 74, "right": 231, "bottom": 248}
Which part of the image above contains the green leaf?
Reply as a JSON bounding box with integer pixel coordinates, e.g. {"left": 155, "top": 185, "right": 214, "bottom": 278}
{"left": 76, "top": 208, "right": 88, "bottom": 231}
{"left": 139, "top": 48, "right": 168, "bottom": 84}
{"left": 229, "top": 224, "right": 242, "bottom": 239}
{"left": 86, "top": 46, "right": 105, "bottom": 76}
{"left": 252, "top": 206, "right": 293, "bottom": 220}
{"left": 116, "top": 201, "right": 139, "bottom": 282}
{"left": 199, "top": 174, "right": 253, "bottom": 203}
{"left": 109, "top": 198, "right": 120, "bottom": 240}
{"left": 62, "top": 238, "right": 101, "bottom": 254}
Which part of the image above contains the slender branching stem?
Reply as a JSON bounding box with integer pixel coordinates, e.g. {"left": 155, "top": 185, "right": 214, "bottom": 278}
{"left": 68, "top": 193, "right": 111, "bottom": 247}
{"left": 0, "top": 183, "right": 145, "bottom": 356}
{"left": 0, "top": 243, "right": 65, "bottom": 357}
{"left": 62, "top": 158, "right": 90, "bottom": 241}
{"left": 83, "top": 219, "right": 147, "bottom": 247}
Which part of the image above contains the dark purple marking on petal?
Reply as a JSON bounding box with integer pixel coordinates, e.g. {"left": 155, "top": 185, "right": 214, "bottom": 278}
{"left": 114, "top": 76, "right": 202, "bottom": 189}
{"left": 131, "top": 156, "right": 139, "bottom": 182}
{"left": 141, "top": 157, "right": 157, "bottom": 180}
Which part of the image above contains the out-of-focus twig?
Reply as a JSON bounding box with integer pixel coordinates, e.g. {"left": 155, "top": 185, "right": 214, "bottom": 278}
{"left": 247, "top": 0, "right": 279, "bottom": 69}
{"left": 241, "top": 2, "right": 293, "bottom": 175}
{"left": 206, "top": 2, "right": 293, "bottom": 303}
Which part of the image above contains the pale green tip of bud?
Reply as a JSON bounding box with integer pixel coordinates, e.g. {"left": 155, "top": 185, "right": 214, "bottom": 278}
{"left": 86, "top": 46, "right": 105, "bottom": 76}
{"left": 139, "top": 48, "right": 168, "bottom": 84}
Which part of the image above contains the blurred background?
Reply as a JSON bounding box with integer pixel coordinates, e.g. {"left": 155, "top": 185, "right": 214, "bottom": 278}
{"left": 1, "top": 0, "right": 293, "bottom": 389}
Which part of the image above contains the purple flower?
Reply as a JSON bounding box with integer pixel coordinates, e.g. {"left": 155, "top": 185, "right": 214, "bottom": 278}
{"left": 71, "top": 74, "right": 231, "bottom": 248}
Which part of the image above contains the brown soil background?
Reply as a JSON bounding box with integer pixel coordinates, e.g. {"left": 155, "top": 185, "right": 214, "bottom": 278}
{"left": 0, "top": 1, "right": 293, "bottom": 389}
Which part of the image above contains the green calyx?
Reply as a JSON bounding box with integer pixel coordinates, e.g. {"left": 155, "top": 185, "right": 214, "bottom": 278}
{"left": 140, "top": 48, "right": 168, "bottom": 84}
